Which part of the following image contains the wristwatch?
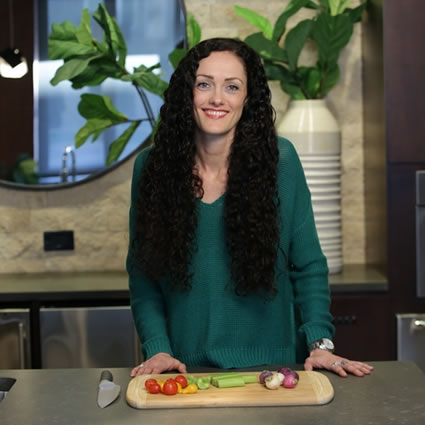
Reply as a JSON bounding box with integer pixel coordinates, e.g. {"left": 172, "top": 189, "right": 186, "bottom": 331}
{"left": 308, "top": 338, "right": 335, "bottom": 353}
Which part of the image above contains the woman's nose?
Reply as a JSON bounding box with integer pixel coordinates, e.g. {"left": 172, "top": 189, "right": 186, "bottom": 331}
{"left": 209, "top": 88, "right": 223, "bottom": 105}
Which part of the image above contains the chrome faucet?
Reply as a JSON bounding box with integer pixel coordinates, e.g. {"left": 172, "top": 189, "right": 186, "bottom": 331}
{"left": 61, "top": 146, "right": 76, "bottom": 183}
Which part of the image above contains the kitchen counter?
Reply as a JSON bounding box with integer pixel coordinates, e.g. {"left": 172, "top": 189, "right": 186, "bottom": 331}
{"left": 0, "top": 361, "right": 423, "bottom": 425}
{"left": 0, "top": 264, "right": 387, "bottom": 303}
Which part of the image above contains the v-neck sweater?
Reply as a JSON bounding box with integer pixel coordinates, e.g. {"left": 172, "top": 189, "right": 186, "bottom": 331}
{"left": 127, "top": 137, "right": 334, "bottom": 367}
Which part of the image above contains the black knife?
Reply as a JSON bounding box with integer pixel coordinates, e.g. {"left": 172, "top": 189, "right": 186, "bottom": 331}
{"left": 97, "top": 370, "right": 120, "bottom": 408}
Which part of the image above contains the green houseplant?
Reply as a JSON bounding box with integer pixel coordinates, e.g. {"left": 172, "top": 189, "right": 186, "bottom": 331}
{"left": 48, "top": 4, "right": 201, "bottom": 166}
{"left": 234, "top": 0, "right": 367, "bottom": 100}
{"left": 235, "top": 0, "right": 367, "bottom": 274}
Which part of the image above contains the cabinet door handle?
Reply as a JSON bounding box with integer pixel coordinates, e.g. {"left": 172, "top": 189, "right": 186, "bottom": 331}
{"left": 18, "top": 322, "right": 26, "bottom": 368}
{"left": 415, "top": 170, "right": 425, "bottom": 297}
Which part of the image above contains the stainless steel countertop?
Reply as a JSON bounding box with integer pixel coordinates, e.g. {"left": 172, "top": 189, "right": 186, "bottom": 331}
{"left": 0, "top": 361, "right": 423, "bottom": 425}
{"left": 0, "top": 264, "right": 388, "bottom": 303}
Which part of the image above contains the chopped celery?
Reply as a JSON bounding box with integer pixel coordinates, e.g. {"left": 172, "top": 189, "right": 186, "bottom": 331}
{"left": 240, "top": 375, "right": 258, "bottom": 384}
{"left": 215, "top": 377, "right": 246, "bottom": 388}
{"left": 196, "top": 376, "right": 211, "bottom": 390}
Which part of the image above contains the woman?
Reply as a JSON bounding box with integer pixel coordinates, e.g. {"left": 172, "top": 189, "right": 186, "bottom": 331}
{"left": 127, "top": 38, "right": 373, "bottom": 378}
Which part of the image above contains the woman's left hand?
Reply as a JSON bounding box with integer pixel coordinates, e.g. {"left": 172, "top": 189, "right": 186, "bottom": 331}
{"left": 304, "top": 349, "right": 374, "bottom": 377}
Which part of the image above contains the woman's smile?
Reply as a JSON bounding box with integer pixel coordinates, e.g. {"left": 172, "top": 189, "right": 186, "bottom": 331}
{"left": 203, "top": 108, "right": 228, "bottom": 119}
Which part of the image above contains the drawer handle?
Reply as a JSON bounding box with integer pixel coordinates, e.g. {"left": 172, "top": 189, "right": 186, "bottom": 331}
{"left": 410, "top": 319, "right": 425, "bottom": 332}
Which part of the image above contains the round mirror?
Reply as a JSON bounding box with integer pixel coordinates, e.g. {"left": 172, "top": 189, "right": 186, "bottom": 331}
{"left": 0, "top": 0, "right": 186, "bottom": 190}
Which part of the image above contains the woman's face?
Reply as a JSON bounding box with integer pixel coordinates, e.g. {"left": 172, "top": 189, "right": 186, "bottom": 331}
{"left": 193, "top": 51, "right": 248, "bottom": 142}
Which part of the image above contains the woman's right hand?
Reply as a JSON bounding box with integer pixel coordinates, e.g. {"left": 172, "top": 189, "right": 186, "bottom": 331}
{"left": 130, "top": 352, "right": 187, "bottom": 376}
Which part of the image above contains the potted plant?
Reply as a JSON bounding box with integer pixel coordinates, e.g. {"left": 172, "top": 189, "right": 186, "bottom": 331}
{"left": 48, "top": 3, "right": 201, "bottom": 166}
{"left": 234, "top": 0, "right": 367, "bottom": 274}
{"left": 234, "top": 0, "right": 366, "bottom": 99}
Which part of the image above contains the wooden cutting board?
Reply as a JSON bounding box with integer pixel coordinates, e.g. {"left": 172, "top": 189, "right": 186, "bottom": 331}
{"left": 126, "top": 371, "right": 334, "bottom": 409}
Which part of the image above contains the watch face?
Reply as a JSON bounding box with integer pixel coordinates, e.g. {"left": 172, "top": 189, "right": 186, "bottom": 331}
{"left": 322, "top": 339, "right": 334, "bottom": 350}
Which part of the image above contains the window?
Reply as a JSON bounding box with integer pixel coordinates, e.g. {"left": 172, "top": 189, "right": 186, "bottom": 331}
{"left": 34, "top": 0, "right": 185, "bottom": 183}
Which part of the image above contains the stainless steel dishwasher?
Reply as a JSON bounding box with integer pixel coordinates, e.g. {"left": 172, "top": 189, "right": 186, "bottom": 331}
{"left": 0, "top": 309, "right": 31, "bottom": 369}
{"left": 396, "top": 170, "right": 425, "bottom": 372}
{"left": 39, "top": 306, "right": 142, "bottom": 368}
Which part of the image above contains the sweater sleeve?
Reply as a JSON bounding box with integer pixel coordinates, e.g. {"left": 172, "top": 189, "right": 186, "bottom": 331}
{"left": 126, "top": 149, "right": 174, "bottom": 359}
{"left": 282, "top": 140, "right": 335, "bottom": 346}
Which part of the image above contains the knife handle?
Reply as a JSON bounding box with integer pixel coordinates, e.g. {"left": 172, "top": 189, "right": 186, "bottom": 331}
{"left": 100, "top": 370, "right": 113, "bottom": 383}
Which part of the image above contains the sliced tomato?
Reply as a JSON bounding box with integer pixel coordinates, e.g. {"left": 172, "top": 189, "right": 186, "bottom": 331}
{"left": 174, "top": 375, "right": 188, "bottom": 389}
{"left": 144, "top": 378, "right": 158, "bottom": 390}
{"left": 162, "top": 378, "right": 178, "bottom": 396}
{"left": 146, "top": 382, "right": 161, "bottom": 394}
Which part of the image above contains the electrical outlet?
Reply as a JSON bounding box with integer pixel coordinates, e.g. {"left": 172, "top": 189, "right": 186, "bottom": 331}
{"left": 43, "top": 230, "right": 74, "bottom": 251}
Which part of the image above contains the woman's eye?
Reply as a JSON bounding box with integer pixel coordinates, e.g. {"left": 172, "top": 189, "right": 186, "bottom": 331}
{"left": 226, "top": 84, "right": 239, "bottom": 92}
{"left": 196, "top": 81, "right": 210, "bottom": 89}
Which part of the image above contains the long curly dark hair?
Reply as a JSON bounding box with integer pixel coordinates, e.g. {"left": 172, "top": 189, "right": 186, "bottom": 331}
{"left": 132, "top": 37, "right": 280, "bottom": 296}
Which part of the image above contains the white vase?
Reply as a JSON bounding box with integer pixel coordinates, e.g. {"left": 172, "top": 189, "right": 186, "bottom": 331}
{"left": 277, "top": 99, "right": 343, "bottom": 274}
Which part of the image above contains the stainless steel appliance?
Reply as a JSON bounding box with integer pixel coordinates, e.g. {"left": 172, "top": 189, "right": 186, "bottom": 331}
{"left": 0, "top": 309, "right": 31, "bottom": 369}
{"left": 396, "top": 171, "right": 425, "bottom": 372}
{"left": 39, "top": 306, "right": 141, "bottom": 368}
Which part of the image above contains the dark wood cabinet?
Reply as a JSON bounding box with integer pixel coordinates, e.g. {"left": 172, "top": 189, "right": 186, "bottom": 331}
{"left": 331, "top": 294, "right": 392, "bottom": 361}
{"left": 0, "top": 0, "right": 34, "bottom": 179}
{"left": 384, "top": 0, "right": 425, "bottom": 163}
{"left": 360, "top": 0, "right": 425, "bottom": 364}
{"left": 383, "top": 0, "right": 425, "bottom": 316}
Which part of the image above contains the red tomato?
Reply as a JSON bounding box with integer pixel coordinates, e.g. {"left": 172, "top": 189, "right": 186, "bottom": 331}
{"left": 144, "top": 378, "right": 158, "bottom": 390}
{"left": 174, "top": 375, "right": 188, "bottom": 389}
{"left": 162, "top": 378, "right": 178, "bottom": 396}
{"left": 146, "top": 382, "right": 161, "bottom": 394}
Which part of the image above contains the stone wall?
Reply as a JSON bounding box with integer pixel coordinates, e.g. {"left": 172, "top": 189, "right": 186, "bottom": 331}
{"left": 0, "top": 0, "right": 366, "bottom": 274}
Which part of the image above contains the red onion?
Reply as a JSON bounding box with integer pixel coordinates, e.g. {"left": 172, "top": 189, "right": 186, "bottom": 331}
{"left": 282, "top": 373, "right": 299, "bottom": 389}
{"left": 259, "top": 370, "right": 273, "bottom": 384}
{"left": 278, "top": 367, "right": 293, "bottom": 376}
{"left": 286, "top": 370, "right": 299, "bottom": 380}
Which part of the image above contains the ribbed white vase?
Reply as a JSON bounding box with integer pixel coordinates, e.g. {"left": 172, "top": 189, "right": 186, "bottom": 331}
{"left": 277, "top": 99, "right": 343, "bottom": 274}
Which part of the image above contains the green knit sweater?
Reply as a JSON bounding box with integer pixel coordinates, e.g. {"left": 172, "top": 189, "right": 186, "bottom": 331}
{"left": 127, "top": 137, "right": 334, "bottom": 368}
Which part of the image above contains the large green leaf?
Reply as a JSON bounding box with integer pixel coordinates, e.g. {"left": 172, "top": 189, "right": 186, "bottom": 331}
{"left": 50, "top": 55, "right": 102, "bottom": 85}
{"left": 106, "top": 121, "right": 141, "bottom": 166}
{"left": 168, "top": 48, "right": 187, "bottom": 69}
{"left": 263, "top": 62, "right": 292, "bottom": 81}
{"left": 304, "top": 0, "right": 321, "bottom": 9}
{"left": 311, "top": 12, "right": 353, "bottom": 68}
{"left": 234, "top": 5, "right": 273, "bottom": 40}
{"left": 75, "top": 118, "right": 114, "bottom": 148}
{"left": 321, "top": 63, "right": 340, "bottom": 96}
{"left": 49, "top": 21, "right": 78, "bottom": 42}
{"left": 70, "top": 64, "right": 108, "bottom": 88}
{"left": 186, "top": 13, "right": 202, "bottom": 48}
{"left": 48, "top": 17, "right": 97, "bottom": 60}
{"left": 280, "top": 79, "right": 306, "bottom": 100}
{"left": 76, "top": 9, "right": 93, "bottom": 46}
{"left": 78, "top": 93, "right": 127, "bottom": 121}
{"left": 48, "top": 39, "right": 97, "bottom": 60}
{"left": 298, "top": 66, "right": 321, "bottom": 98}
{"left": 345, "top": 2, "right": 367, "bottom": 23}
{"left": 111, "top": 17, "right": 127, "bottom": 67}
{"left": 93, "top": 3, "right": 126, "bottom": 63}
{"left": 329, "top": 0, "right": 352, "bottom": 16}
{"left": 285, "top": 19, "right": 314, "bottom": 72}
{"left": 272, "top": 0, "right": 312, "bottom": 42}
{"left": 244, "top": 32, "right": 288, "bottom": 63}
{"left": 122, "top": 65, "right": 168, "bottom": 98}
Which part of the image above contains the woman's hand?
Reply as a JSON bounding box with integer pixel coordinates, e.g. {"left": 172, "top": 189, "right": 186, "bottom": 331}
{"left": 130, "top": 352, "right": 187, "bottom": 376}
{"left": 304, "top": 349, "right": 374, "bottom": 377}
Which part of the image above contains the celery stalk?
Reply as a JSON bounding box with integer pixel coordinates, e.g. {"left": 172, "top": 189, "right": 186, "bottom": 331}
{"left": 215, "top": 377, "right": 246, "bottom": 388}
